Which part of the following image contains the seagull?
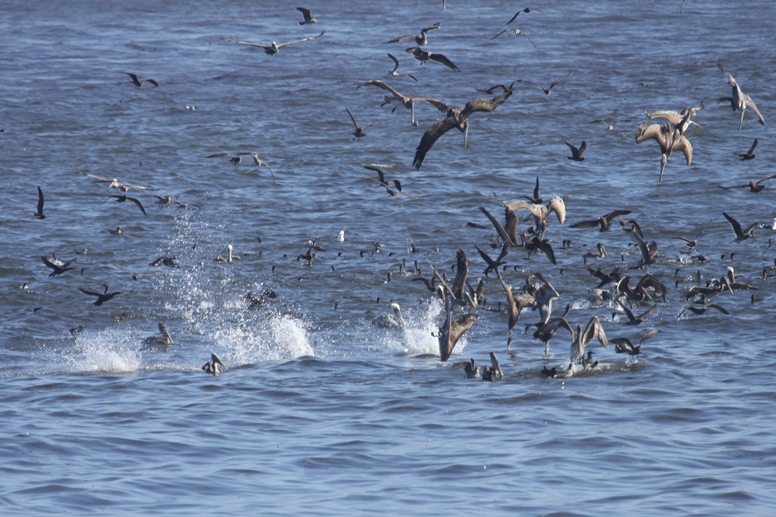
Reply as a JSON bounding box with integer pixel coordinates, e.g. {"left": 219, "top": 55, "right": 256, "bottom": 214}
{"left": 357, "top": 80, "right": 447, "bottom": 125}
{"left": 32, "top": 186, "right": 46, "bottom": 219}
{"left": 107, "top": 194, "right": 148, "bottom": 216}
{"left": 635, "top": 121, "right": 693, "bottom": 184}
{"left": 79, "top": 284, "right": 127, "bottom": 306}
{"left": 734, "top": 139, "right": 758, "bottom": 161}
{"left": 531, "top": 304, "right": 573, "bottom": 356}
{"left": 719, "top": 173, "right": 776, "bottom": 193}
{"left": 228, "top": 30, "right": 325, "bottom": 55}
{"left": 142, "top": 322, "right": 174, "bottom": 346}
{"left": 202, "top": 353, "right": 227, "bottom": 375}
{"left": 507, "top": 7, "right": 543, "bottom": 24}
{"left": 345, "top": 108, "right": 374, "bottom": 141}
{"left": 723, "top": 212, "right": 757, "bottom": 242}
{"left": 41, "top": 255, "right": 76, "bottom": 277}
{"left": 413, "top": 84, "right": 514, "bottom": 169}
{"left": 386, "top": 23, "right": 441, "bottom": 46}
{"left": 565, "top": 141, "right": 586, "bottom": 161}
{"left": 518, "top": 72, "right": 572, "bottom": 95}
{"left": 372, "top": 303, "right": 405, "bottom": 329}
{"left": 405, "top": 46, "right": 460, "bottom": 71}
{"left": 491, "top": 29, "right": 537, "bottom": 48}
{"left": 571, "top": 210, "right": 632, "bottom": 232}
{"left": 124, "top": 72, "right": 158, "bottom": 87}
{"left": 591, "top": 119, "right": 616, "bottom": 131}
{"left": 718, "top": 64, "right": 765, "bottom": 129}
{"left": 386, "top": 53, "right": 418, "bottom": 82}
{"left": 296, "top": 7, "right": 317, "bottom": 24}
{"left": 611, "top": 329, "right": 660, "bottom": 355}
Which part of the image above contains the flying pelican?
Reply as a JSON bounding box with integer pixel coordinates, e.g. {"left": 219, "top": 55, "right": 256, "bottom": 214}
{"left": 124, "top": 72, "right": 158, "bottom": 87}
{"left": 718, "top": 64, "right": 765, "bottom": 129}
{"left": 565, "top": 141, "right": 586, "bottom": 161}
{"left": 719, "top": 173, "right": 776, "bottom": 193}
{"left": 357, "top": 80, "right": 447, "bottom": 125}
{"left": 79, "top": 284, "right": 127, "bottom": 306}
{"left": 644, "top": 101, "right": 703, "bottom": 134}
{"left": 386, "top": 53, "right": 418, "bottom": 82}
{"left": 495, "top": 269, "right": 537, "bottom": 350}
{"left": 72, "top": 166, "right": 155, "bottom": 192}
{"left": 635, "top": 121, "right": 693, "bottom": 184}
{"left": 228, "top": 30, "right": 325, "bottom": 55}
{"left": 405, "top": 46, "right": 459, "bottom": 71}
{"left": 491, "top": 29, "right": 536, "bottom": 48}
{"left": 202, "top": 353, "right": 227, "bottom": 375}
{"left": 611, "top": 329, "right": 660, "bottom": 355}
{"left": 436, "top": 287, "right": 478, "bottom": 362}
{"left": 107, "top": 194, "right": 148, "bottom": 216}
{"left": 142, "top": 322, "right": 174, "bottom": 346}
{"left": 32, "top": 186, "right": 46, "bottom": 219}
{"left": 372, "top": 303, "right": 405, "bottom": 329}
{"left": 413, "top": 84, "right": 514, "bottom": 169}
{"left": 723, "top": 212, "right": 757, "bottom": 242}
{"left": 345, "top": 108, "right": 373, "bottom": 141}
{"left": 499, "top": 195, "right": 566, "bottom": 239}
{"left": 507, "top": 7, "right": 543, "bottom": 24}
{"left": 386, "top": 23, "right": 441, "bottom": 46}
{"left": 41, "top": 255, "right": 76, "bottom": 277}
{"left": 734, "top": 139, "right": 758, "bottom": 161}
{"left": 296, "top": 7, "right": 317, "bottom": 24}
{"left": 569, "top": 316, "right": 609, "bottom": 362}
{"left": 518, "top": 72, "right": 572, "bottom": 95}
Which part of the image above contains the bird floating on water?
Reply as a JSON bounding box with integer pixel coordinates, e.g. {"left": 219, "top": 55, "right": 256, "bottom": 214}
{"left": 142, "top": 321, "right": 173, "bottom": 346}
{"left": 202, "top": 353, "right": 227, "bottom": 375}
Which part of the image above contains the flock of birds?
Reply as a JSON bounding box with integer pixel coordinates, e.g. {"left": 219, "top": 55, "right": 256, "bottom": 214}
{"left": 19, "top": 3, "right": 774, "bottom": 380}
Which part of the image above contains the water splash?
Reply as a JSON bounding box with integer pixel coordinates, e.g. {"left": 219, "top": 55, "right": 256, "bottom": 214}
{"left": 62, "top": 328, "right": 142, "bottom": 373}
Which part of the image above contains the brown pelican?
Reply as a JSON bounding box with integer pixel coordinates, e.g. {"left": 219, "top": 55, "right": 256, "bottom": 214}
{"left": 582, "top": 243, "right": 607, "bottom": 265}
{"left": 41, "top": 255, "right": 76, "bottom": 277}
{"left": 565, "top": 141, "right": 586, "bottom": 161}
{"left": 386, "top": 53, "right": 418, "bottom": 82}
{"left": 296, "top": 7, "right": 317, "bottom": 24}
{"left": 734, "top": 139, "right": 758, "bottom": 161}
{"left": 413, "top": 84, "right": 514, "bottom": 169}
{"left": 533, "top": 273, "right": 560, "bottom": 327}
{"left": 228, "top": 30, "right": 325, "bottom": 55}
{"left": 719, "top": 173, "right": 776, "bottom": 193}
{"left": 571, "top": 209, "right": 631, "bottom": 232}
{"left": 518, "top": 72, "right": 572, "bottom": 95}
{"left": 635, "top": 121, "right": 693, "bottom": 184}
{"left": 491, "top": 29, "right": 537, "bottom": 48}
{"left": 479, "top": 206, "right": 519, "bottom": 246}
{"left": 124, "top": 72, "right": 158, "bottom": 87}
{"left": 436, "top": 287, "right": 477, "bottom": 362}
{"left": 202, "top": 353, "right": 227, "bottom": 375}
{"left": 723, "top": 212, "right": 757, "bottom": 242}
{"left": 499, "top": 195, "right": 566, "bottom": 239}
{"left": 718, "top": 64, "right": 765, "bottom": 129}
{"left": 107, "top": 194, "right": 148, "bottom": 216}
{"left": 357, "top": 80, "right": 447, "bottom": 125}
{"left": 372, "top": 303, "right": 405, "bottom": 329}
{"left": 79, "top": 284, "right": 127, "bottom": 306}
{"left": 405, "top": 46, "right": 460, "bottom": 71}
{"left": 215, "top": 244, "right": 241, "bottom": 263}
{"left": 72, "top": 166, "right": 155, "bottom": 192}
{"left": 482, "top": 352, "right": 503, "bottom": 381}
{"left": 462, "top": 358, "right": 481, "bottom": 379}
{"left": 386, "top": 23, "right": 441, "bottom": 46}
{"left": 616, "top": 298, "right": 657, "bottom": 326}
{"left": 495, "top": 269, "right": 537, "bottom": 350}
{"left": 33, "top": 186, "right": 45, "bottom": 219}
{"left": 345, "top": 108, "right": 373, "bottom": 141}
{"left": 611, "top": 329, "right": 660, "bottom": 356}
{"left": 142, "top": 322, "right": 173, "bottom": 346}
{"left": 570, "top": 316, "right": 609, "bottom": 362}
{"left": 542, "top": 362, "right": 574, "bottom": 378}
{"left": 678, "top": 303, "right": 730, "bottom": 319}
{"left": 507, "top": 7, "right": 543, "bottom": 24}
{"left": 644, "top": 101, "right": 703, "bottom": 134}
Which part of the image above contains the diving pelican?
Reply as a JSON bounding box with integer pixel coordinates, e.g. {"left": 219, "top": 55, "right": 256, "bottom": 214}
{"left": 357, "top": 80, "right": 447, "bottom": 125}
{"left": 635, "top": 121, "right": 693, "bottom": 184}
{"left": 436, "top": 287, "right": 477, "bottom": 362}
{"left": 499, "top": 195, "right": 566, "bottom": 239}
{"left": 372, "top": 303, "right": 405, "bottom": 329}
{"left": 718, "top": 64, "right": 765, "bottom": 129}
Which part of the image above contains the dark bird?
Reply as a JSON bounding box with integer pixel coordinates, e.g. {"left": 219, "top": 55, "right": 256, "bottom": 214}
{"left": 41, "top": 255, "right": 76, "bottom": 277}
{"left": 734, "top": 139, "right": 758, "bottom": 160}
{"left": 718, "top": 173, "right": 776, "bottom": 193}
{"left": 632, "top": 232, "right": 658, "bottom": 267}
{"left": 542, "top": 362, "right": 574, "bottom": 379}
{"left": 386, "top": 53, "right": 418, "bottom": 82}
{"left": 675, "top": 221, "right": 710, "bottom": 250}
{"left": 635, "top": 121, "right": 693, "bottom": 184}
{"left": 531, "top": 303, "right": 573, "bottom": 356}
{"left": 678, "top": 303, "right": 730, "bottom": 319}
{"left": 228, "top": 30, "right": 325, "bottom": 55}
{"left": 491, "top": 29, "right": 536, "bottom": 48}
{"left": 386, "top": 23, "right": 441, "bottom": 46}
{"left": 479, "top": 206, "right": 519, "bottom": 246}
{"left": 592, "top": 119, "right": 616, "bottom": 131}
{"left": 571, "top": 210, "right": 632, "bottom": 232}
{"left": 475, "top": 243, "right": 509, "bottom": 277}
{"left": 124, "top": 72, "right": 158, "bottom": 87}
{"left": 296, "top": 7, "right": 317, "bottom": 24}
{"left": 723, "top": 212, "right": 757, "bottom": 242}
{"left": 507, "top": 7, "right": 543, "bottom": 24}
{"left": 718, "top": 64, "right": 765, "bottom": 129}
{"left": 202, "top": 353, "right": 227, "bottom": 375}
{"left": 565, "top": 141, "right": 586, "bottom": 161}
{"left": 107, "top": 194, "right": 147, "bottom": 216}
{"left": 611, "top": 329, "right": 660, "bottom": 355}
{"left": 357, "top": 79, "right": 447, "bottom": 126}
{"left": 616, "top": 298, "right": 657, "bottom": 326}
{"left": 149, "top": 256, "right": 179, "bottom": 268}
{"left": 32, "top": 186, "right": 46, "bottom": 219}
{"left": 482, "top": 352, "right": 503, "bottom": 381}
{"left": 413, "top": 84, "right": 514, "bottom": 169}
{"left": 495, "top": 269, "right": 537, "bottom": 350}
{"left": 142, "top": 322, "right": 174, "bottom": 346}
{"left": 582, "top": 243, "right": 607, "bottom": 265}
{"left": 518, "top": 72, "right": 572, "bottom": 95}
{"left": 405, "top": 46, "right": 460, "bottom": 71}
{"left": 582, "top": 351, "right": 598, "bottom": 370}
{"left": 345, "top": 108, "right": 373, "bottom": 141}
{"left": 436, "top": 287, "right": 478, "bottom": 362}
{"left": 79, "top": 284, "right": 127, "bottom": 306}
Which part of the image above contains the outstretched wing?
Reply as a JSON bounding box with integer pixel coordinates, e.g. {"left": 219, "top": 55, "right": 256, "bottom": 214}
{"left": 276, "top": 30, "right": 325, "bottom": 49}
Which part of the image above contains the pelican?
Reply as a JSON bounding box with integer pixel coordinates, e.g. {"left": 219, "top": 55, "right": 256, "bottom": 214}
{"left": 569, "top": 316, "right": 609, "bottom": 362}
{"left": 142, "top": 322, "right": 173, "bottom": 346}
{"left": 345, "top": 108, "right": 373, "bottom": 141}
{"left": 124, "top": 72, "right": 158, "bottom": 87}
{"left": 372, "top": 303, "right": 405, "bottom": 329}
{"left": 482, "top": 352, "right": 503, "bottom": 381}
{"left": 41, "top": 255, "right": 76, "bottom": 277}
{"left": 534, "top": 273, "right": 560, "bottom": 327}
{"left": 79, "top": 284, "right": 127, "bottom": 306}
{"left": 635, "top": 121, "right": 692, "bottom": 184}
{"left": 518, "top": 72, "right": 572, "bottom": 95}
{"left": 491, "top": 29, "right": 536, "bottom": 48}
{"left": 107, "top": 194, "right": 148, "bottom": 216}
{"left": 565, "top": 141, "right": 586, "bottom": 161}
{"left": 386, "top": 53, "right": 418, "bottom": 82}
{"left": 72, "top": 166, "right": 154, "bottom": 192}
{"left": 644, "top": 102, "right": 703, "bottom": 135}
{"left": 719, "top": 173, "right": 776, "bottom": 193}
{"left": 582, "top": 243, "right": 607, "bottom": 265}
{"left": 215, "top": 244, "right": 241, "bottom": 263}
{"left": 463, "top": 358, "right": 481, "bottom": 379}
{"left": 357, "top": 80, "right": 447, "bottom": 125}
{"left": 386, "top": 23, "right": 440, "bottom": 46}
{"left": 296, "top": 7, "right": 317, "bottom": 24}
{"left": 413, "top": 84, "right": 515, "bottom": 169}
{"left": 202, "top": 353, "right": 227, "bottom": 375}
{"left": 436, "top": 287, "right": 477, "bottom": 362}
{"left": 507, "top": 7, "right": 543, "bottom": 24}
{"left": 405, "top": 46, "right": 459, "bottom": 71}
{"left": 32, "top": 186, "right": 45, "bottom": 219}
{"left": 611, "top": 329, "right": 660, "bottom": 355}
{"left": 718, "top": 64, "right": 765, "bottom": 129}
{"left": 228, "top": 30, "right": 325, "bottom": 55}
{"left": 495, "top": 269, "right": 537, "bottom": 350}
{"left": 723, "top": 212, "right": 757, "bottom": 242}
{"left": 734, "top": 139, "right": 758, "bottom": 161}
{"left": 571, "top": 209, "right": 632, "bottom": 232}
{"left": 499, "top": 195, "right": 566, "bottom": 239}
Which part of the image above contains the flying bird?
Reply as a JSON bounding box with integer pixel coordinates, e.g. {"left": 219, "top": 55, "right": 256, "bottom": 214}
{"left": 611, "top": 329, "right": 660, "bottom": 355}
{"left": 718, "top": 64, "right": 765, "bottom": 129}
{"left": 718, "top": 173, "right": 776, "bottom": 193}
{"left": 79, "top": 284, "right": 127, "bottom": 306}
{"left": 635, "top": 121, "right": 693, "bottom": 184}
{"left": 405, "top": 46, "right": 460, "bottom": 71}
{"left": 507, "top": 7, "right": 543, "bottom": 24}
{"left": 436, "top": 287, "right": 477, "bottom": 362}
{"left": 386, "top": 23, "right": 441, "bottom": 46}
{"left": 644, "top": 101, "right": 703, "bottom": 134}
{"left": 228, "top": 30, "right": 325, "bottom": 55}
{"left": 296, "top": 7, "right": 317, "bottom": 24}
{"left": 357, "top": 80, "right": 447, "bottom": 125}
{"left": 565, "top": 141, "right": 586, "bottom": 161}
{"left": 570, "top": 209, "right": 632, "bottom": 232}
{"left": 386, "top": 53, "right": 418, "bottom": 82}
{"left": 491, "top": 29, "right": 536, "bottom": 48}
{"left": 32, "top": 186, "right": 46, "bottom": 219}
{"left": 518, "top": 72, "right": 572, "bottom": 95}
{"left": 41, "top": 255, "right": 76, "bottom": 277}
{"left": 569, "top": 316, "right": 609, "bottom": 362}
{"left": 616, "top": 298, "right": 657, "bottom": 326}
{"left": 734, "top": 139, "right": 758, "bottom": 161}
{"left": 345, "top": 108, "right": 373, "bottom": 141}
{"left": 723, "top": 211, "right": 757, "bottom": 242}
{"left": 592, "top": 119, "right": 616, "bottom": 131}
{"left": 107, "top": 194, "right": 148, "bottom": 216}
{"left": 678, "top": 304, "right": 730, "bottom": 319}
{"left": 499, "top": 195, "right": 566, "bottom": 239}
{"left": 124, "top": 73, "right": 158, "bottom": 87}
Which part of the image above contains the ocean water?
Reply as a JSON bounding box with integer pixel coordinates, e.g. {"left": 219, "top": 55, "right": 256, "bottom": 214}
{"left": 2, "top": 0, "right": 776, "bottom": 514}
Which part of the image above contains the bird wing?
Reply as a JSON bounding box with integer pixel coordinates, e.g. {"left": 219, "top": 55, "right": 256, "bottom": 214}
{"left": 672, "top": 135, "right": 693, "bottom": 165}
{"left": 428, "top": 52, "right": 459, "bottom": 70}
{"left": 413, "top": 115, "right": 459, "bottom": 169}
{"left": 40, "top": 256, "right": 58, "bottom": 270}
{"left": 36, "top": 186, "right": 45, "bottom": 216}
{"left": 565, "top": 141, "right": 580, "bottom": 158}
{"left": 79, "top": 287, "right": 102, "bottom": 297}
{"left": 639, "top": 329, "right": 662, "bottom": 345}
{"left": 549, "top": 72, "right": 572, "bottom": 90}
{"left": 451, "top": 250, "right": 469, "bottom": 301}
{"left": 616, "top": 298, "right": 638, "bottom": 323}
{"left": 276, "top": 30, "right": 325, "bottom": 49}
{"left": 479, "top": 206, "right": 511, "bottom": 244}
{"left": 127, "top": 196, "right": 148, "bottom": 216}
{"left": 491, "top": 29, "right": 508, "bottom": 40}
{"left": 744, "top": 95, "right": 765, "bottom": 125}
{"left": 297, "top": 7, "right": 312, "bottom": 19}
{"left": 422, "top": 23, "right": 442, "bottom": 32}
{"left": 417, "top": 98, "right": 450, "bottom": 112}
{"left": 230, "top": 39, "right": 271, "bottom": 49}
{"left": 748, "top": 139, "right": 759, "bottom": 155}
{"left": 582, "top": 316, "right": 609, "bottom": 349}
{"left": 345, "top": 108, "right": 359, "bottom": 130}
{"left": 521, "top": 32, "right": 537, "bottom": 48}
{"left": 461, "top": 88, "right": 514, "bottom": 118}
{"left": 386, "top": 34, "right": 414, "bottom": 44}
{"left": 636, "top": 304, "right": 658, "bottom": 321}
{"left": 723, "top": 212, "right": 744, "bottom": 239}
{"left": 644, "top": 109, "right": 683, "bottom": 125}
{"left": 570, "top": 219, "right": 600, "bottom": 228}
{"left": 387, "top": 53, "right": 400, "bottom": 73}
{"left": 357, "top": 79, "right": 405, "bottom": 99}
{"left": 363, "top": 165, "right": 387, "bottom": 185}
{"left": 635, "top": 121, "right": 664, "bottom": 145}
{"left": 706, "top": 304, "right": 730, "bottom": 315}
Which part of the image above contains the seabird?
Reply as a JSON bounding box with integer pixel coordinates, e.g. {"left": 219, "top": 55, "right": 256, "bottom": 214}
{"left": 542, "top": 362, "right": 574, "bottom": 379}
{"left": 372, "top": 303, "right": 405, "bottom": 329}
{"left": 718, "top": 64, "right": 765, "bottom": 129}
{"left": 357, "top": 79, "right": 447, "bottom": 126}
{"left": 142, "top": 321, "right": 174, "bottom": 346}
{"left": 678, "top": 303, "right": 730, "bottom": 319}
{"left": 386, "top": 23, "right": 441, "bottom": 46}
{"left": 79, "top": 284, "right": 127, "bottom": 306}
{"left": 413, "top": 84, "right": 514, "bottom": 169}
{"left": 386, "top": 53, "right": 418, "bottom": 82}
{"left": 675, "top": 221, "right": 710, "bottom": 250}
{"left": 491, "top": 29, "right": 537, "bottom": 48}
{"left": 296, "top": 7, "right": 317, "bottom": 24}
{"left": 41, "top": 255, "right": 76, "bottom": 277}
{"left": 345, "top": 107, "right": 373, "bottom": 141}
{"left": 107, "top": 194, "right": 148, "bottom": 216}
{"left": 124, "top": 72, "right": 158, "bottom": 87}
{"left": 571, "top": 210, "right": 632, "bottom": 232}
{"left": 616, "top": 298, "right": 657, "bottom": 326}
{"left": 592, "top": 119, "right": 616, "bottom": 131}
{"left": 507, "top": 7, "right": 543, "bottom": 24}
{"left": 582, "top": 243, "right": 607, "bottom": 265}
{"left": 581, "top": 351, "right": 598, "bottom": 370}
{"left": 475, "top": 243, "right": 509, "bottom": 277}
{"left": 202, "top": 353, "right": 227, "bottom": 375}
{"left": 72, "top": 166, "right": 154, "bottom": 192}
{"left": 565, "top": 141, "right": 586, "bottom": 161}
{"left": 644, "top": 101, "right": 703, "bottom": 134}
{"left": 723, "top": 211, "right": 757, "bottom": 242}
{"left": 734, "top": 139, "right": 758, "bottom": 161}
{"left": 518, "top": 72, "right": 572, "bottom": 95}
{"left": 463, "top": 358, "right": 481, "bottom": 379}
{"left": 495, "top": 269, "right": 537, "bottom": 350}
{"left": 499, "top": 195, "right": 566, "bottom": 239}
{"left": 569, "top": 316, "right": 609, "bottom": 362}
{"left": 228, "top": 30, "right": 325, "bottom": 55}
{"left": 149, "top": 256, "right": 179, "bottom": 268}
{"left": 436, "top": 287, "right": 477, "bottom": 362}
{"left": 635, "top": 121, "right": 693, "bottom": 184}
{"left": 479, "top": 206, "right": 519, "bottom": 246}
{"left": 405, "top": 46, "right": 459, "bottom": 71}
{"left": 531, "top": 303, "right": 573, "bottom": 356}
{"left": 482, "top": 352, "right": 503, "bottom": 381}
{"left": 611, "top": 329, "right": 660, "bottom": 356}
{"left": 719, "top": 173, "right": 776, "bottom": 193}
{"left": 32, "top": 186, "right": 46, "bottom": 219}
{"left": 215, "top": 244, "right": 241, "bottom": 263}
